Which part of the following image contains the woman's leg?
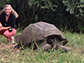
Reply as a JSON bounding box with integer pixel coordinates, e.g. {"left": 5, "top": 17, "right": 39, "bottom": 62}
{"left": 11, "top": 28, "right": 17, "bottom": 36}
{"left": 0, "top": 30, "right": 6, "bottom": 35}
{"left": 3, "top": 28, "right": 16, "bottom": 42}
{"left": 0, "top": 26, "right": 6, "bottom": 35}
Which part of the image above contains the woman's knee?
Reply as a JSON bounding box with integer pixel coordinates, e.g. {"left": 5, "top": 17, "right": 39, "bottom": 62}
{"left": 3, "top": 28, "right": 16, "bottom": 37}
{"left": 11, "top": 28, "right": 16, "bottom": 35}
{"left": 3, "top": 30, "right": 11, "bottom": 37}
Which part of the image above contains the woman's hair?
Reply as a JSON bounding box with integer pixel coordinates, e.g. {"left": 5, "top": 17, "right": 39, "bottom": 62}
{"left": 0, "top": 4, "right": 18, "bottom": 18}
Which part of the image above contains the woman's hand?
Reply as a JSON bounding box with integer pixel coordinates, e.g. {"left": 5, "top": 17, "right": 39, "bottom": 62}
{"left": 0, "top": 28, "right": 2, "bottom": 31}
{"left": 0, "top": 22, "right": 2, "bottom": 27}
{"left": 6, "top": 26, "right": 11, "bottom": 29}
{"left": 0, "top": 26, "right": 11, "bottom": 30}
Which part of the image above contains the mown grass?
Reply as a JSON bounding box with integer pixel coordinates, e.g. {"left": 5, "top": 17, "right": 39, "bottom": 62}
{"left": 0, "top": 30, "right": 84, "bottom": 63}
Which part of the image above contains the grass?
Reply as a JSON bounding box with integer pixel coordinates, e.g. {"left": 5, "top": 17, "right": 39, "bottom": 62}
{"left": 0, "top": 30, "right": 84, "bottom": 63}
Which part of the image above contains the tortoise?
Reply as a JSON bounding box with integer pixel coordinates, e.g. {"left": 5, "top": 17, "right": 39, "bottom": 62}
{"left": 15, "top": 22, "right": 69, "bottom": 52}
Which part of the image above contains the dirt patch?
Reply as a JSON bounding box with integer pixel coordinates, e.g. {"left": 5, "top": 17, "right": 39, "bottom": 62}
{"left": 0, "top": 43, "right": 20, "bottom": 62}
{"left": 0, "top": 43, "right": 17, "bottom": 50}
{"left": 0, "top": 43, "right": 20, "bottom": 55}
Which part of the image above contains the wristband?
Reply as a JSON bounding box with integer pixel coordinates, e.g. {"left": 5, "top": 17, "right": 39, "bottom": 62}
{"left": 8, "top": 28, "right": 12, "bottom": 32}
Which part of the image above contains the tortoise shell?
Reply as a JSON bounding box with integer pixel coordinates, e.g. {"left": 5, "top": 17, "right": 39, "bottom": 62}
{"left": 16, "top": 22, "right": 68, "bottom": 46}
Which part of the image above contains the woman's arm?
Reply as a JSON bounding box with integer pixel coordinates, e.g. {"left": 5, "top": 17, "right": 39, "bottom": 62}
{"left": 1, "top": 26, "right": 10, "bottom": 30}
{"left": 0, "top": 26, "right": 10, "bottom": 31}
{"left": 0, "top": 22, "right": 10, "bottom": 30}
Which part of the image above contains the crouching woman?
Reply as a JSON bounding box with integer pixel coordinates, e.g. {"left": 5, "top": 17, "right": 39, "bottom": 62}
{"left": 0, "top": 4, "right": 18, "bottom": 43}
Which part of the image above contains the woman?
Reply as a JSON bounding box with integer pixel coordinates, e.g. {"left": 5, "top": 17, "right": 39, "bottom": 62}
{"left": 0, "top": 4, "right": 18, "bottom": 43}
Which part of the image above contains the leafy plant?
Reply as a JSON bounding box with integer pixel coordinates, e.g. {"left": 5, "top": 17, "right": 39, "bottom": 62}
{"left": 63, "top": 0, "right": 84, "bottom": 18}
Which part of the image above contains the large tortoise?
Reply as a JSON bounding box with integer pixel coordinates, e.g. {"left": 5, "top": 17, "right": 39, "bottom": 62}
{"left": 15, "top": 22, "right": 69, "bottom": 52}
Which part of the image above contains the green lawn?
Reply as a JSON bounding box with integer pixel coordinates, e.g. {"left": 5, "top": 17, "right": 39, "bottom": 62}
{"left": 0, "top": 31, "right": 84, "bottom": 63}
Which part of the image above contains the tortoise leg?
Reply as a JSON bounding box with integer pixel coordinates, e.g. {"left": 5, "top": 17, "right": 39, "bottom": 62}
{"left": 56, "top": 45, "right": 69, "bottom": 52}
{"left": 14, "top": 44, "right": 21, "bottom": 49}
{"left": 42, "top": 44, "right": 52, "bottom": 51}
{"left": 36, "top": 44, "right": 52, "bottom": 51}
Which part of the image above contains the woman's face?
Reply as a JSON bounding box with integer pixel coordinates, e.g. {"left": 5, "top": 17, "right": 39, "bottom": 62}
{"left": 5, "top": 6, "right": 11, "bottom": 16}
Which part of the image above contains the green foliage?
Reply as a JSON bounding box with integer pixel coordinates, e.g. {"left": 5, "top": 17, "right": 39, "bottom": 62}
{"left": 63, "top": 0, "right": 84, "bottom": 18}
{"left": 0, "top": 0, "right": 10, "bottom": 10}
{"left": 27, "top": 0, "right": 58, "bottom": 23}
{"left": 28, "top": 0, "right": 57, "bottom": 11}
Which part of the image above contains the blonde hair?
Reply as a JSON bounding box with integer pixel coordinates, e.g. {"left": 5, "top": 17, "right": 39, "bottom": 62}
{"left": 0, "top": 4, "right": 18, "bottom": 18}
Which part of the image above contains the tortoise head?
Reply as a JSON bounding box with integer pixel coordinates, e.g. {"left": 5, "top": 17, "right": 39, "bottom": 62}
{"left": 15, "top": 35, "right": 21, "bottom": 43}
{"left": 47, "top": 35, "right": 68, "bottom": 46}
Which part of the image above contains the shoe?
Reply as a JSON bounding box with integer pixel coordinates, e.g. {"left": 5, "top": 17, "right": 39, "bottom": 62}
{"left": 11, "top": 36, "right": 15, "bottom": 43}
